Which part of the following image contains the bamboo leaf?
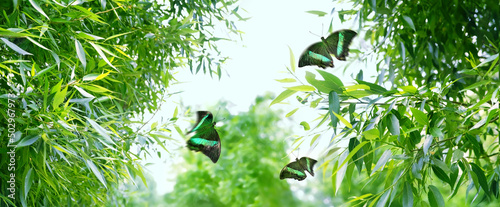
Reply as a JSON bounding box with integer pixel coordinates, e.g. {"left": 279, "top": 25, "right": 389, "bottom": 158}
{"left": 85, "top": 159, "right": 108, "bottom": 188}
{"left": 1, "top": 38, "right": 32, "bottom": 55}
{"left": 28, "top": 0, "right": 50, "bottom": 19}
{"left": 286, "top": 85, "right": 316, "bottom": 92}
{"left": 75, "top": 39, "right": 87, "bottom": 69}
{"left": 428, "top": 185, "right": 445, "bottom": 207}
{"left": 270, "top": 90, "right": 296, "bottom": 106}
{"left": 371, "top": 149, "right": 392, "bottom": 176}
{"left": 289, "top": 46, "right": 296, "bottom": 72}
{"left": 88, "top": 42, "right": 116, "bottom": 70}
{"left": 16, "top": 135, "right": 40, "bottom": 148}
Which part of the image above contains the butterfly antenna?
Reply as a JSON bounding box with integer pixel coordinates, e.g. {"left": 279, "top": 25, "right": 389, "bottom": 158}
{"left": 322, "top": 23, "right": 324, "bottom": 36}
{"left": 213, "top": 106, "right": 225, "bottom": 124}
{"left": 309, "top": 31, "right": 321, "bottom": 38}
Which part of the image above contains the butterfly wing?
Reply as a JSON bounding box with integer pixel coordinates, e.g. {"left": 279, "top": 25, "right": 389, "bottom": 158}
{"left": 322, "top": 29, "right": 357, "bottom": 61}
{"left": 298, "top": 42, "right": 334, "bottom": 69}
{"left": 188, "top": 111, "right": 211, "bottom": 133}
{"left": 298, "top": 157, "right": 318, "bottom": 176}
{"left": 280, "top": 159, "right": 307, "bottom": 181}
{"left": 187, "top": 111, "right": 221, "bottom": 163}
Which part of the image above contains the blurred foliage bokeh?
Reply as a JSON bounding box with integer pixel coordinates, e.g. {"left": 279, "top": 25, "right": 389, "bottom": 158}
{"left": 163, "top": 95, "right": 325, "bottom": 206}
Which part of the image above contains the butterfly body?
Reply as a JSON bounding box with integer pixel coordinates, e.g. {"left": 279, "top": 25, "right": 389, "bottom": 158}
{"left": 280, "top": 157, "right": 317, "bottom": 181}
{"left": 298, "top": 29, "right": 357, "bottom": 69}
{"left": 186, "top": 111, "right": 221, "bottom": 163}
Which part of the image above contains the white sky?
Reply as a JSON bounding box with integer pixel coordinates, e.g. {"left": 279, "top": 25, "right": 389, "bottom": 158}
{"left": 143, "top": 0, "right": 377, "bottom": 195}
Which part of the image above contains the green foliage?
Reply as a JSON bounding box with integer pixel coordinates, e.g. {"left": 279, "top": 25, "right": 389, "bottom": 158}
{"left": 0, "top": 0, "right": 241, "bottom": 206}
{"left": 274, "top": 0, "right": 500, "bottom": 206}
{"left": 165, "top": 96, "right": 319, "bottom": 206}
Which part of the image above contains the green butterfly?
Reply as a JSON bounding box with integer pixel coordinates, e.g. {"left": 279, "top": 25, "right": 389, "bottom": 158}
{"left": 186, "top": 111, "right": 221, "bottom": 163}
{"left": 298, "top": 29, "right": 357, "bottom": 69}
{"left": 280, "top": 157, "right": 317, "bottom": 181}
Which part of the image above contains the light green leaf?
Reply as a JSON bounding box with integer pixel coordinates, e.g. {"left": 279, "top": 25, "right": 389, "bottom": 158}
{"left": 316, "top": 69, "right": 344, "bottom": 88}
{"left": 83, "top": 74, "right": 100, "bottom": 81}
{"left": 286, "top": 85, "right": 316, "bottom": 92}
{"left": 363, "top": 128, "right": 380, "bottom": 140}
{"left": 270, "top": 89, "right": 297, "bottom": 106}
{"left": 275, "top": 78, "right": 296, "bottom": 83}
{"left": 410, "top": 107, "right": 429, "bottom": 125}
{"left": 305, "top": 71, "right": 336, "bottom": 93}
{"left": 96, "top": 71, "right": 111, "bottom": 81}
{"left": 332, "top": 111, "right": 352, "bottom": 128}
{"left": 345, "top": 84, "right": 370, "bottom": 91}
{"left": 52, "top": 85, "right": 68, "bottom": 109}
{"left": 173, "top": 106, "right": 179, "bottom": 118}
{"left": 80, "top": 84, "right": 111, "bottom": 93}
{"left": 76, "top": 31, "right": 104, "bottom": 40}
{"left": 306, "top": 10, "right": 327, "bottom": 17}
{"left": 300, "top": 121, "right": 310, "bottom": 130}
{"left": 289, "top": 46, "right": 296, "bottom": 72}
{"left": 285, "top": 108, "right": 299, "bottom": 117}
{"left": 310, "top": 98, "right": 322, "bottom": 108}
{"left": 310, "top": 134, "right": 320, "bottom": 146}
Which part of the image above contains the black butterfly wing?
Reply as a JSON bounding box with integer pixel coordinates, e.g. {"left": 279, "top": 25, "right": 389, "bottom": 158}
{"left": 280, "top": 159, "right": 307, "bottom": 181}
{"left": 322, "top": 29, "right": 357, "bottom": 61}
{"left": 188, "top": 129, "right": 221, "bottom": 163}
{"left": 186, "top": 111, "right": 221, "bottom": 163}
{"left": 298, "top": 42, "right": 334, "bottom": 69}
{"left": 188, "top": 111, "right": 211, "bottom": 133}
{"left": 298, "top": 157, "right": 318, "bottom": 176}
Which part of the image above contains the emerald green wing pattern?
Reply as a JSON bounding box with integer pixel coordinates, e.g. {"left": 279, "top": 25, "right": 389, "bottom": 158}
{"left": 322, "top": 29, "right": 357, "bottom": 61}
{"left": 298, "top": 29, "right": 357, "bottom": 69}
{"left": 187, "top": 111, "right": 221, "bottom": 163}
{"left": 298, "top": 42, "right": 334, "bottom": 69}
{"left": 280, "top": 160, "right": 307, "bottom": 181}
{"left": 280, "top": 157, "right": 317, "bottom": 181}
{"left": 298, "top": 157, "right": 317, "bottom": 176}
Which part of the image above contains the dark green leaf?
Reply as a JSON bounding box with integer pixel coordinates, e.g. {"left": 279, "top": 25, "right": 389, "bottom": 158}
{"left": 428, "top": 185, "right": 445, "bottom": 207}
{"left": 387, "top": 113, "right": 400, "bottom": 135}
{"left": 329, "top": 91, "right": 340, "bottom": 132}
{"left": 470, "top": 163, "right": 490, "bottom": 196}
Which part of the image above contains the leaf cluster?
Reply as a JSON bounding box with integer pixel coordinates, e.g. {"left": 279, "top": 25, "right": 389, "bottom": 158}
{"left": 274, "top": 0, "right": 500, "bottom": 206}
{"left": 0, "top": 0, "right": 241, "bottom": 206}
